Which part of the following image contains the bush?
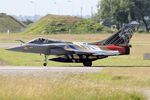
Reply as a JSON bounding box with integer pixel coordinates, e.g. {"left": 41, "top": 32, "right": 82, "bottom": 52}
{"left": 44, "top": 19, "right": 106, "bottom": 34}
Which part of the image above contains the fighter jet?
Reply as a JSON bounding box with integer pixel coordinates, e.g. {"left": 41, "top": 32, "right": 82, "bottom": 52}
{"left": 7, "top": 21, "right": 139, "bottom": 67}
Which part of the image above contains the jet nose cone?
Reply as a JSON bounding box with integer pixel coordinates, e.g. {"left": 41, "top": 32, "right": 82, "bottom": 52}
{"left": 6, "top": 46, "right": 24, "bottom": 52}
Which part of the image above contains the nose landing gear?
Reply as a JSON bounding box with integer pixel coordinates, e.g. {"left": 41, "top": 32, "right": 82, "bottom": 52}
{"left": 43, "top": 55, "right": 48, "bottom": 66}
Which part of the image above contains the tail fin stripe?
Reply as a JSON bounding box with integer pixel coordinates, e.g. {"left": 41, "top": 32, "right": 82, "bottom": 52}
{"left": 105, "top": 33, "right": 119, "bottom": 44}
{"left": 113, "top": 37, "right": 123, "bottom": 45}
{"left": 91, "top": 21, "right": 139, "bottom": 46}
{"left": 108, "top": 35, "right": 120, "bottom": 44}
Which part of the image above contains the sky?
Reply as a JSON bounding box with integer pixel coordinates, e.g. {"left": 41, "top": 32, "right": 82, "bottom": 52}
{"left": 0, "top": 0, "right": 99, "bottom": 16}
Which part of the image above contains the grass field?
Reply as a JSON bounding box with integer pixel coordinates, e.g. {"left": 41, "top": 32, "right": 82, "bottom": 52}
{"left": 0, "top": 33, "right": 149, "bottom": 100}
{"left": 0, "top": 74, "right": 146, "bottom": 100}
{"left": 0, "top": 33, "right": 150, "bottom": 43}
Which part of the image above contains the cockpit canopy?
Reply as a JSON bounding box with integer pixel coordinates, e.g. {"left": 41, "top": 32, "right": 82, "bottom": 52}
{"left": 28, "top": 38, "right": 64, "bottom": 44}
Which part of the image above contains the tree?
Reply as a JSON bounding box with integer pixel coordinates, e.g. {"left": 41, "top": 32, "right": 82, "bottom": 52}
{"left": 95, "top": 0, "right": 131, "bottom": 28}
{"left": 95, "top": 0, "right": 150, "bottom": 32}
{"left": 130, "top": 0, "right": 150, "bottom": 32}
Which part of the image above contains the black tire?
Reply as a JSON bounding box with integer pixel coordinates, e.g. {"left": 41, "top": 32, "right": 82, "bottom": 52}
{"left": 83, "top": 61, "right": 92, "bottom": 67}
{"left": 43, "top": 63, "right": 47, "bottom": 66}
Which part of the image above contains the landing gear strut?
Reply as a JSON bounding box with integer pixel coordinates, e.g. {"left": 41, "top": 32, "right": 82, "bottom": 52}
{"left": 43, "top": 55, "right": 48, "bottom": 66}
{"left": 83, "top": 60, "right": 92, "bottom": 67}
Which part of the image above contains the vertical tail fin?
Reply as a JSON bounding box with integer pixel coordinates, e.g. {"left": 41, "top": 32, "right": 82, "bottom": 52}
{"left": 93, "top": 21, "right": 139, "bottom": 46}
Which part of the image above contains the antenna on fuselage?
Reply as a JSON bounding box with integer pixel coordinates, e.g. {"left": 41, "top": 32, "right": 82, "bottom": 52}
{"left": 16, "top": 40, "right": 25, "bottom": 45}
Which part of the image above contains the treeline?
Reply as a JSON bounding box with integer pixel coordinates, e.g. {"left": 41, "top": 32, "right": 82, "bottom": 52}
{"left": 94, "top": 0, "right": 150, "bottom": 32}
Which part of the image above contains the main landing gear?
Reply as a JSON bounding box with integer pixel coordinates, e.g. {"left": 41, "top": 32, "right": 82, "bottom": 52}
{"left": 83, "top": 60, "right": 92, "bottom": 67}
{"left": 43, "top": 55, "right": 48, "bottom": 66}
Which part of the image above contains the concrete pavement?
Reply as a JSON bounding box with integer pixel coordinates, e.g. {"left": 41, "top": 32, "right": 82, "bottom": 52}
{"left": 0, "top": 66, "right": 103, "bottom": 78}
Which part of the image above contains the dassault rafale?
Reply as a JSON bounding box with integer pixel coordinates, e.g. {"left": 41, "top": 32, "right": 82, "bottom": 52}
{"left": 7, "top": 21, "right": 139, "bottom": 67}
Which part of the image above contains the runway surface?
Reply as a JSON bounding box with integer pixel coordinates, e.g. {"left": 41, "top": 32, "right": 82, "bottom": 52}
{"left": 0, "top": 43, "right": 18, "bottom": 48}
{"left": 0, "top": 66, "right": 103, "bottom": 78}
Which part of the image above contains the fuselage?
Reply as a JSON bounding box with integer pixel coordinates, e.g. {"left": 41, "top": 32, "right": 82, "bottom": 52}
{"left": 7, "top": 40, "right": 130, "bottom": 63}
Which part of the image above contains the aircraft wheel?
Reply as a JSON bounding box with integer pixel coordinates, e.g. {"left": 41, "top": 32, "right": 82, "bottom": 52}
{"left": 83, "top": 61, "right": 92, "bottom": 67}
{"left": 43, "top": 55, "right": 48, "bottom": 67}
{"left": 43, "top": 63, "right": 47, "bottom": 66}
